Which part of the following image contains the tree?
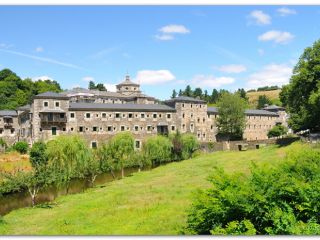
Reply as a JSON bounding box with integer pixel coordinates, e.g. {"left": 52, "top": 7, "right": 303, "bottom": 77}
{"left": 95, "top": 83, "right": 106, "bottom": 91}
{"left": 184, "top": 85, "right": 193, "bottom": 97}
{"left": 267, "top": 125, "right": 288, "bottom": 138}
{"left": 107, "top": 132, "right": 135, "bottom": 178}
{"left": 257, "top": 95, "right": 272, "bottom": 109}
{"left": 171, "top": 89, "right": 177, "bottom": 98}
{"left": 142, "top": 135, "right": 172, "bottom": 166}
{"left": 170, "top": 130, "right": 183, "bottom": 161}
{"left": 280, "top": 40, "right": 320, "bottom": 132}
{"left": 178, "top": 89, "right": 183, "bottom": 96}
{"left": 216, "top": 92, "right": 247, "bottom": 140}
{"left": 181, "top": 134, "right": 199, "bottom": 160}
{"left": 12, "top": 141, "right": 29, "bottom": 154}
{"left": 237, "top": 88, "right": 248, "bottom": 102}
{"left": 193, "top": 88, "right": 203, "bottom": 98}
{"left": 88, "top": 81, "right": 96, "bottom": 90}
{"left": 210, "top": 89, "right": 219, "bottom": 103}
{"left": 204, "top": 90, "right": 209, "bottom": 102}
{"left": 29, "top": 142, "right": 48, "bottom": 171}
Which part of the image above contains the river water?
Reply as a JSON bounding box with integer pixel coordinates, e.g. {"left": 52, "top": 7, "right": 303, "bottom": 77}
{"left": 0, "top": 167, "right": 142, "bottom": 216}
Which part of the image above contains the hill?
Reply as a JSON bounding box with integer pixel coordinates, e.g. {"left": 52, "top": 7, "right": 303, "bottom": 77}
{"left": 247, "top": 89, "right": 281, "bottom": 108}
{"left": 0, "top": 143, "right": 297, "bottom": 235}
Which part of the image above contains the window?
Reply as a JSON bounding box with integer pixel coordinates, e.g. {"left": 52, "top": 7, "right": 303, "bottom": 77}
{"left": 191, "top": 113, "right": 193, "bottom": 118}
{"left": 70, "top": 113, "right": 75, "bottom": 118}
{"left": 63, "top": 128, "right": 66, "bottom": 131}
{"left": 85, "top": 113, "right": 91, "bottom": 119}
{"left": 70, "top": 127, "right": 74, "bottom": 132}
{"left": 128, "top": 113, "right": 133, "bottom": 119}
{"left": 182, "top": 124, "right": 186, "bottom": 130}
{"left": 135, "top": 140, "right": 141, "bottom": 149}
{"left": 147, "top": 125, "right": 152, "bottom": 132}
{"left": 182, "top": 103, "right": 184, "bottom": 107}
{"left": 191, "top": 104, "right": 193, "bottom": 108}
{"left": 211, "top": 125, "right": 213, "bottom": 130}
{"left": 39, "top": 128, "right": 42, "bottom": 132}
{"left": 121, "top": 126, "right": 125, "bottom": 131}
{"left": 43, "top": 101, "right": 48, "bottom": 107}
{"left": 107, "top": 126, "right": 112, "bottom": 132}
{"left": 167, "top": 114, "right": 171, "bottom": 119}
{"left": 91, "top": 141, "right": 97, "bottom": 149}
{"left": 153, "top": 113, "right": 157, "bottom": 119}
{"left": 102, "top": 113, "right": 107, "bottom": 118}
{"left": 51, "top": 127, "right": 56, "bottom": 136}
{"left": 79, "top": 126, "right": 84, "bottom": 132}
{"left": 115, "top": 113, "right": 120, "bottom": 118}
{"left": 55, "top": 101, "right": 60, "bottom": 107}
{"left": 134, "top": 126, "right": 139, "bottom": 132}
{"left": 141, "top": 113, "right": 145, "bottom": 118}
{"left": 60, "top": 113, "right": 65, "bottom": 119}
{"left": 96, "top": 114, "right": 99, "bottom": 118}
{"left": 182, "top": 113, "right": 185, "bottom": 118}
{"left": 0, "top": 128, "right": 3, "bottom": 134}
{"left": 122, "top": 113, "right": 126, "bottom": 118}
{"left": 190, "top": 124, "right": 194, "bottom": 132}
{"left": 93, "top": 126, "right": 98, "bottom": 132}
{"left": 203, "top": 118, "right": 205, "bottom": 123}
{"left": 171, "top": 125, "right": 175, "bottom": 131}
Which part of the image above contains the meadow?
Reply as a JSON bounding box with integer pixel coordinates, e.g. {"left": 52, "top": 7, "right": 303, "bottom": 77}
{"left": 0, "top": 142, "right": 296, "bottom": 235}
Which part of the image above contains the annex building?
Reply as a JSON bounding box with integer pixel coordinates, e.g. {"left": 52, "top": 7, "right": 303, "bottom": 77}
{"left": 0, "top": 75, "right": 288, "bottom": 148}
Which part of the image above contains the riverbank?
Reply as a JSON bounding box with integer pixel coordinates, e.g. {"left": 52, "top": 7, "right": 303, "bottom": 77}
{"left": 0, "top": 143, "right": 296, "bottom": 235}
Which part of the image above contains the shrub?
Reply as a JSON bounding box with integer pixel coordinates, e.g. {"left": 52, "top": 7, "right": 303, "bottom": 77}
{"left": 142, "top": 135, "right": 173, "bottom": 166}
{"left": 169, "top": 131, "right": 183, "bottom": 161}
{"left": 29, "top": 141, "right": 48, "bottom": 170}
{"left": 185, "top": 144, "right": 320, "bottom": 235}
{"left": 181, "top": 134, "right": 199, "bottom": 160}
{"left": 268, "top": 125, "right": 288, "bottom": 138}
{"left": 12, "top": 141, "right": 28, "bottom": 154}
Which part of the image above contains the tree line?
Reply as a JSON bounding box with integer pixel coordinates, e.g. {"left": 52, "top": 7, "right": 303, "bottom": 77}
{"left": 0, "top": 69, "right": 62, "bottom": 110}
{"left": 171, "top": 86, "right": 248, "bottom": 104}
{"left": 0, "top": 131, "right": 199, "bottom": 206}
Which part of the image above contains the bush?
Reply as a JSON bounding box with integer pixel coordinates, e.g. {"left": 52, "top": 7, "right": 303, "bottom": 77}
{"left": 181, "top": 134, "right": 199, "bottom": 160}
{"left": 185, "top": 144, "right": 320, "bottom": 235}
{"left": 142, "top": 135, "right": 173, "bottom": 166}
{"left": 12, "top": 141, "right": 28, "bottom": 154}
{"left": 268, "top": 125, "right": 288, "bottom": 138}
{"left": 29, "top": 141, "right": 48, "bottom": 170}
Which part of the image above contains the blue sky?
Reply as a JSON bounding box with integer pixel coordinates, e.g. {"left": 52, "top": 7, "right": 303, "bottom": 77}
{"left": 0, "top": 6, "right": 319, "bottom": 100}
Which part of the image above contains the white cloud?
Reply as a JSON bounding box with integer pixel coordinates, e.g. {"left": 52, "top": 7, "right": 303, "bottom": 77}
{"left": 104, "top": 83, "right": 117, "bottom": 92}
{"left": 134, "top": 70, "right": 176, "bottom": 85}
{"left": 0, "top": 48, "right": 83, "bottom": 69}
{"left": 159, "top": 24, "right": 190, "bottom": 34}
{"left": 155, "top": 34, "right": 174, "bottom": 41}
{"left": 247, "top": 63, "right": 292, "bottom": 89}
{"left": 0, "top": 43, "right": 13, "bottom": 49}
{"left": 156, "top": 24, "right": 190, "bottom": 41}
{"left": 82, "top": 76, "right": 94, "bottom": 82}
{"left": 258, "top": 48, "right": 265, "bottom": 56}
{"left": 277, "top": 7, "right": 297, "bottom": 16}
{"left": 216, "top": 64, "right": 247, "bottom": 73}
{"left": 32, "top": 76, "right": 53, "bottom": 82}
{"left": 35, "top": 46, "right": 44, "bottom": 52}
{"left": 248, "top": 10, "right": 271, "bottom": 25}
{"left": 258, "top": 30, "right": 294, "bottom": 44}
{"left": 191, "top": 75, "right": 235, "bottom": 88}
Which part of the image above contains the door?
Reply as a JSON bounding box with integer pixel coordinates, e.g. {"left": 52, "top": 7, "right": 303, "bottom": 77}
{"left": 52, "top": 127, "right": 57, "bottom": 136}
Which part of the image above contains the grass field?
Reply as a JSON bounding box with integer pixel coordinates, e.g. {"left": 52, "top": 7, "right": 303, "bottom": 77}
{"left": 0, "top": 143, "right": 297, "bottom": 235}
{"left": 247, "top": 89, "right": 281, "bottom": 108}
{"left": 0, "top": 152, "right": 31, "bottom": 175}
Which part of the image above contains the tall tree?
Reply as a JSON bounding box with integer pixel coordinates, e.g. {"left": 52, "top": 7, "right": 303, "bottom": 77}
{"left": 237, "top": 88, "right": 248, "bottom": 102}
{"left": 184, "top": 85, "right": 193, "bottom": 97}
{"left": 280, "top": 39, "right": 320, "bottom": 132}
{"left": 257, "top": 95, "right": 272, "bottom": 109}
{"left": 210, "top": 89, "right": 219, "bottom": 103}
{"left": 95, "top": 83, "right": 107, "bottom": 91}
{"left": 216, "top": 92, "right": 247, "bottom": 140}
{"left": 171, "top": 89, "right": 177, "bottom": 98}
{"left": 178, "top": 89, "right": 183, "bottom": 96}
{"left": 88, "top": 81, "right": 96, "bottom": 90}
{"left": 193, "top": 88, "right": 203, "bottom": 98}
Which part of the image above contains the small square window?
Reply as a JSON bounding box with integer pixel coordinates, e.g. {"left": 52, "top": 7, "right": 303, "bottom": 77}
{"left": 147, "top": 126, "right": 152, "bottom": 131}
{"left": 71, "top": 127, "right": 74, "bottom": 131}
{"left": 167, "top": 114, "right": 171, "bottom": 119}
{"left": 171, "top": 126, "right": 175, "bottom": 131}
{"left": 102, "top": 113, "right": 107, "bottom": 118}
{"left": 115, "top": 113, "right": 120, "bottom": 118}
{"left": 153, "top": 113, "right": 157, "bottom": 118}
{"left": 93, "top": 126, "right": 98, "bottom": 132}
{"left": 121, "top": 126, "right": 125, "bottom": 131}
{"left": 135, "top": 140, "right": 141, "bottom": 149}
{"left": 44, "top": 102, "right": 48, "bottom": 107}
{"left": 79, "top": 126, "right": 84, "bottom": 132}
{"left": 134, "top": 126, "right": 139, "bottom": 131}
{"left": 55, "top": 102, "right": 60, "bottom": 107}
{"left": 60, "top": 113, "right": 65, "bottom": 119}
{"left": 128, "top": 113, "right": 133, "bottom": 118}
{"left": 70, "top": 113, "right": 75, "bottom": 118}
{"left": 91, "top": 142, "right": 97, "bottom": 149}
{"left": 107, "top": 126, "right": 112, "bottom": 132}
{"left": 86, "top": 113, "right": 91, "bottom": 118}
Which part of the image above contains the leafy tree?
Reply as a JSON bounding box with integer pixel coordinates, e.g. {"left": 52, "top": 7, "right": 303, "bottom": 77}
{"left": 181, "top": 134, "right": 200, "bottom": 160}
{"left": 46, "top": 135, "right": 92, "bottom": 192}
{"left": 267, "top": 125, "right": 288, "bottom": 138}
{"left": 280, "top": 40, "right": 320, "bottom": 132}
{"left": 171, "top": 89, "right": 177, "bottom": 98}
{"left": 88, "top": 81, "right": 96, "bottom": 90}
{"left": 106, "top": 132, "right": 135, "bottom": 178}
{"left": 142, "top": 135, "right": 172, "bottom": 166}
{"left": 170, "top": 130, "right": 183, "bottom": 161}
{"left": 216, "top": 92, "right": 247, "bottom": 140}
{"left": 193, "top": 88, "right": 203, "bottom": 98}
{"left": 184, "top": 85, "right": 193, "bottom": 97}
{"left": 237, "top": 88, "right": 248, "bottom": 102}
{"left": 257, "top": 95, "right": 272, "bottom": 109}
{"left": 29, "top": 142, "right": 48, "bottom": 171}
{"left": 210, "top": 89, "right": 219, "bottom": 103}
{"left": 185, "top": 144, "right": 320, "bottom": 235}
{"left": 178, "top": 89, "right": 183, "bottom": 96}
{"left": 95, "top": 83, "right": 106, "bottom": 91}
{"left": 204, "top": 90, "right": 210, "bottom": 102}
{"left": 12, "top": 141, "right": 29, "bottom": 154}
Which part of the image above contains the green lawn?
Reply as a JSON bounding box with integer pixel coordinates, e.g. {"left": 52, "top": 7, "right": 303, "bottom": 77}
{"left": 0, "top": 143, "right": 297, "bottom": 235}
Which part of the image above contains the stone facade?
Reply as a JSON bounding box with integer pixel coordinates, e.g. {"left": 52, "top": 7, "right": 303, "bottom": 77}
{"left": 0, "top": 76, "right": 287, "bottom": 148}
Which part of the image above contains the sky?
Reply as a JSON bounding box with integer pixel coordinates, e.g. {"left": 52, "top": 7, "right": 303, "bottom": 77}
{"left": 0, "top": 6, "right": 319, "bottom": 100}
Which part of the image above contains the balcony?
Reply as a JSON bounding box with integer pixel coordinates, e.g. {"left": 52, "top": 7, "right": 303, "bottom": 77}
{"left": 40, "top": 112, "right": 67, "bottom": 123}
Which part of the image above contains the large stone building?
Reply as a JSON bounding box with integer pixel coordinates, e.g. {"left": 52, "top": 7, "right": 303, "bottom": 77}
{"left": 0, "top": 75, "right": 287, "bottom": 148}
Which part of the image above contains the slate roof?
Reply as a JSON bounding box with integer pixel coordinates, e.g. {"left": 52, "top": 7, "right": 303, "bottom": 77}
{"left": 0, "top": 110, "right": 18, "bottom": 117}
{"left": 164, "top": 96, "right": 206, "bottom": 104}
{"left": 17, "top": 104, "right": 31, "bottom": 111}
{"left": 207, "top": 107, "right": 279, "bottom": 116}
{"left": 116, "top": 75, "right": 139, "bottom": 87}
{"left": 69, "top": 102, "right": 176, "bottom": 112}
{"left": 34, "top": 91, "right": 69, "bottom": 99}
{"left": 262, "top": 105, "right": 285, "bottom": 111}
